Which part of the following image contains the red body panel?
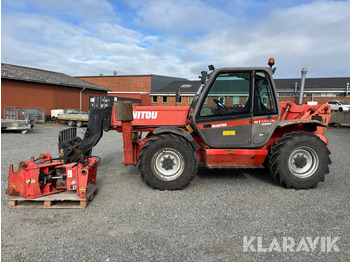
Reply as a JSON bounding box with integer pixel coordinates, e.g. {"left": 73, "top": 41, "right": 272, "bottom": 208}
{"left": 114, "top": 101, "right": 331, "bottom": 169}
{"left": 111, "top": 106, "right": 189, "bottom": 131}
{"left": 271, "top": 101, "right": 331, "bottom": 148}
{"left": 280, "top": 101, "right": 331, "bottom": 129}
{"left": 205, "top": 149, "right": 268, "bottom": 168}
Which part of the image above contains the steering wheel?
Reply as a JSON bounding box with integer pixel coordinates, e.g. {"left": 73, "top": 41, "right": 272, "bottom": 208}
{"left": 213, "top": 99, "right": 227, "bottom": 110}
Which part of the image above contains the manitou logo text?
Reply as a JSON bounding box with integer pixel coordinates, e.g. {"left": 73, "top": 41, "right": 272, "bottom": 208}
{"left": 133, "top": 111, "right": 158, "bottom": 120}
{"left": 243, "top": 236, "right": 340, "bottom": 253}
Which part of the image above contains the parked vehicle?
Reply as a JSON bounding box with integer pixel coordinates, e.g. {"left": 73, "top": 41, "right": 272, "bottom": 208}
{"left": 57, "top": 112, "right": 89, "bottom": 127}
{"left": 326, "top": 100, "right": 350, "bottom": 112}
{"left": 58, "top": 59, "right": 332, "bottom": 191}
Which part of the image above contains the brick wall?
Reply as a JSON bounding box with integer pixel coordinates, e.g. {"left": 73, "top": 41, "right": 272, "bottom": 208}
{"left": 151, "top": 96, "right": 193, "bottom": 107}
{"left": 108, "top": 93, "right": 151, "bottom": 106}
{"left": 150, "top": 94, "right": 350, "bottom": 108}
{"left": 78, "top": 76, "right": 152, "bottom": 92}
{"left": 1, "top": 79, "right": 107, "bottom": 118}
{"left": 278, "top": 96, "right": 350, "bottom": 105}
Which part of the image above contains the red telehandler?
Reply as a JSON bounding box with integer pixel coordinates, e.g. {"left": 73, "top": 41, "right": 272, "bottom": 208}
{"left": 6, "top": 59, "right": 332, "bottom": 199}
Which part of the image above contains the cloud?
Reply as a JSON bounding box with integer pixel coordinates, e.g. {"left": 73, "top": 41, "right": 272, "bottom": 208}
{"left": 131, "top": 0, "right": 234, "bottom": 34}
{"left": 184, "top": 0, "right": 350, "bottom": 78}
{"left": 2, "top": 0, "right": 350, "bottom": 80}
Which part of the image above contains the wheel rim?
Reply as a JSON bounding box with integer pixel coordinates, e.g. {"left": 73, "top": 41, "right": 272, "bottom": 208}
{"left": 288, "top": 146, "right": 319, "bottom": 178}
{"left": 151, "top": 148, "right": 185, "bottom": 181}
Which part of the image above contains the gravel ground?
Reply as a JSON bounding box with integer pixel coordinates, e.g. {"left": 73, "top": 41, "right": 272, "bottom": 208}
{"left": 1, "top": 124, "right": 349, "bottom": 262}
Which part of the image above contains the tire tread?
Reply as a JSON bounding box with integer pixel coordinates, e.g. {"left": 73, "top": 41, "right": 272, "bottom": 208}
{"left": 139, "top": 133, "right": 198, "bottom": 190}
{"left": 268, "top": 131, "right": 331, "bottom": 189}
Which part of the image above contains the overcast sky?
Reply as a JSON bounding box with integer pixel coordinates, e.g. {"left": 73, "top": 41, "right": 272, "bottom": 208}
{"left": 2, "top": 0, "right": 350, "bottom": 79}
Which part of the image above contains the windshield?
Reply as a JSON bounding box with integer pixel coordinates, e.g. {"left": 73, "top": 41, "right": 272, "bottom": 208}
{"left": 187, "top": 84, "right": 204, "bottom": 120}
{"left": 340, "top": 101, "right": 349, "bottom": 105}
{"left": 195, "top": 84, "right": 204, "bottom": 97}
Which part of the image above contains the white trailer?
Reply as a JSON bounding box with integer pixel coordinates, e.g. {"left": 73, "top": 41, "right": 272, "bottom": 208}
{"left": 57, "top": 113, "right": 89, "bottom": 127}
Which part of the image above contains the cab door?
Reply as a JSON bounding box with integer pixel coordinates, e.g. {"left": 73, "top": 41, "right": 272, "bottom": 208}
{"left": 251, "top": 70, "right": 279, "bottom": 147}
{"left": 192, "top": 70, "right": 253, "bottom": 148}
{"left": 191, "top": 69, "right": 279, "bottom": 149}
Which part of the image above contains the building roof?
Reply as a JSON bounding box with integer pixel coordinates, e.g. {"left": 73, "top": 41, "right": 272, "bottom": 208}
{"left": 151, "top": 80, "right": 202, "bottom": 95}
{"left": 78, "top": 74, "right": 188, "bottom": 92}
{"left": 151, "top": 77, "right": 350, "bottom": 96}
{"left": 275, "top": 77, "right": 350, "bottom": 93}
{"left": 1, "top": 63, "right": 110, "bottom": 91}
{"left": 76, "top": 73, "right": 186, "bottom": 79}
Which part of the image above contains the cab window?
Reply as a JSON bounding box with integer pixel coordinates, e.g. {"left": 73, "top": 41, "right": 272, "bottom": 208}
{"left": 199, "top": 72, "right": 251, "bottom": 117}
{"left": 253, "top": 71, "right": 278, "bottom": 116}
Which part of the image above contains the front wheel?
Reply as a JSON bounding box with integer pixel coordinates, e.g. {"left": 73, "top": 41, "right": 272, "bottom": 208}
{"left": 268, "top": 132, "right": 331, "bottom": 189}
{"left": 139, "top": 134, "right": 198, "bottom": 190}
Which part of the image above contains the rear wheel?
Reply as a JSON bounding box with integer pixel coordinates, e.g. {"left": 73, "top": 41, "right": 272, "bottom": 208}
{"left": 268, "top": 132, "right": 331, "bottom": 189}
{"left": 68, "top": 120, "right": 75, "bottom": 127}
{"left": 139, "top": 133, "right": 198, "bottom": 190}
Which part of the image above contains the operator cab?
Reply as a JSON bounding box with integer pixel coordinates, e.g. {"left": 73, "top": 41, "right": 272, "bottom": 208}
{"left": 188, "top": 62, "right": 280, "bottom": 149}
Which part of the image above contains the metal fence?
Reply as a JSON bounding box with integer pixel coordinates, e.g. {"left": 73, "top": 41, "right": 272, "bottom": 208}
{"left": 4, "top": 107, "right": 46, "bottom": 123}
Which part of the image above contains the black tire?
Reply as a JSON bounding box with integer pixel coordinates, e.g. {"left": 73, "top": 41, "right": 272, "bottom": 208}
{"left": 339, "top": 107, "right": 343, "bottom": 112}
{"left": 68, "top": 120, "right": 75, "bottom": 127}
{"left": 268, "top": 132, "right": 331, "bottom": 189}
{"left": 139, "top": 133, "right": 198, "bottom": 190}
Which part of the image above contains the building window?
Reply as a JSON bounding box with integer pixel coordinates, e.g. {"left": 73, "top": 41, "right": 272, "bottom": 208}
{"left": 162, "top": 96, "right": 168, "bottom": 103}
{"left": 177, "top": 96, "right": 182, "bottom": 103}
{"left": 335, "top": 93, "right": 344, "bottom": 97}
{"left": 233, "top": 96, "right": 240, "bottom": 105}
{"left": 278, "top": 93, "right": 295, "bottom": 97}
{"left": 152, "top": 96, "right": 158, "bottom": 103}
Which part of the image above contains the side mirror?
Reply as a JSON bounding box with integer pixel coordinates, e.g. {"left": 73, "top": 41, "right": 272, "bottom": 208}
{"left": 200, "top": 71, "right": 207, "bottom": 85}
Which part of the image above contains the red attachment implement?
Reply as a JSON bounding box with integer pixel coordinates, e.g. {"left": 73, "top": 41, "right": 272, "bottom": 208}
{"left": 5, "top": 153, "right": 99, "bottom": 199}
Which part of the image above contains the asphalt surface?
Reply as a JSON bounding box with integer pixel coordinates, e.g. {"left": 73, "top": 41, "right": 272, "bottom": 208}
{"left": 1, "top": 124, "right": 349, "bottom": 262}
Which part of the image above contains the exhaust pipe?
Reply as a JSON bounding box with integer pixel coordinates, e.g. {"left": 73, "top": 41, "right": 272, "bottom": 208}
{"left": 298, "top": 67, "right": 307, "bottom": 105}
